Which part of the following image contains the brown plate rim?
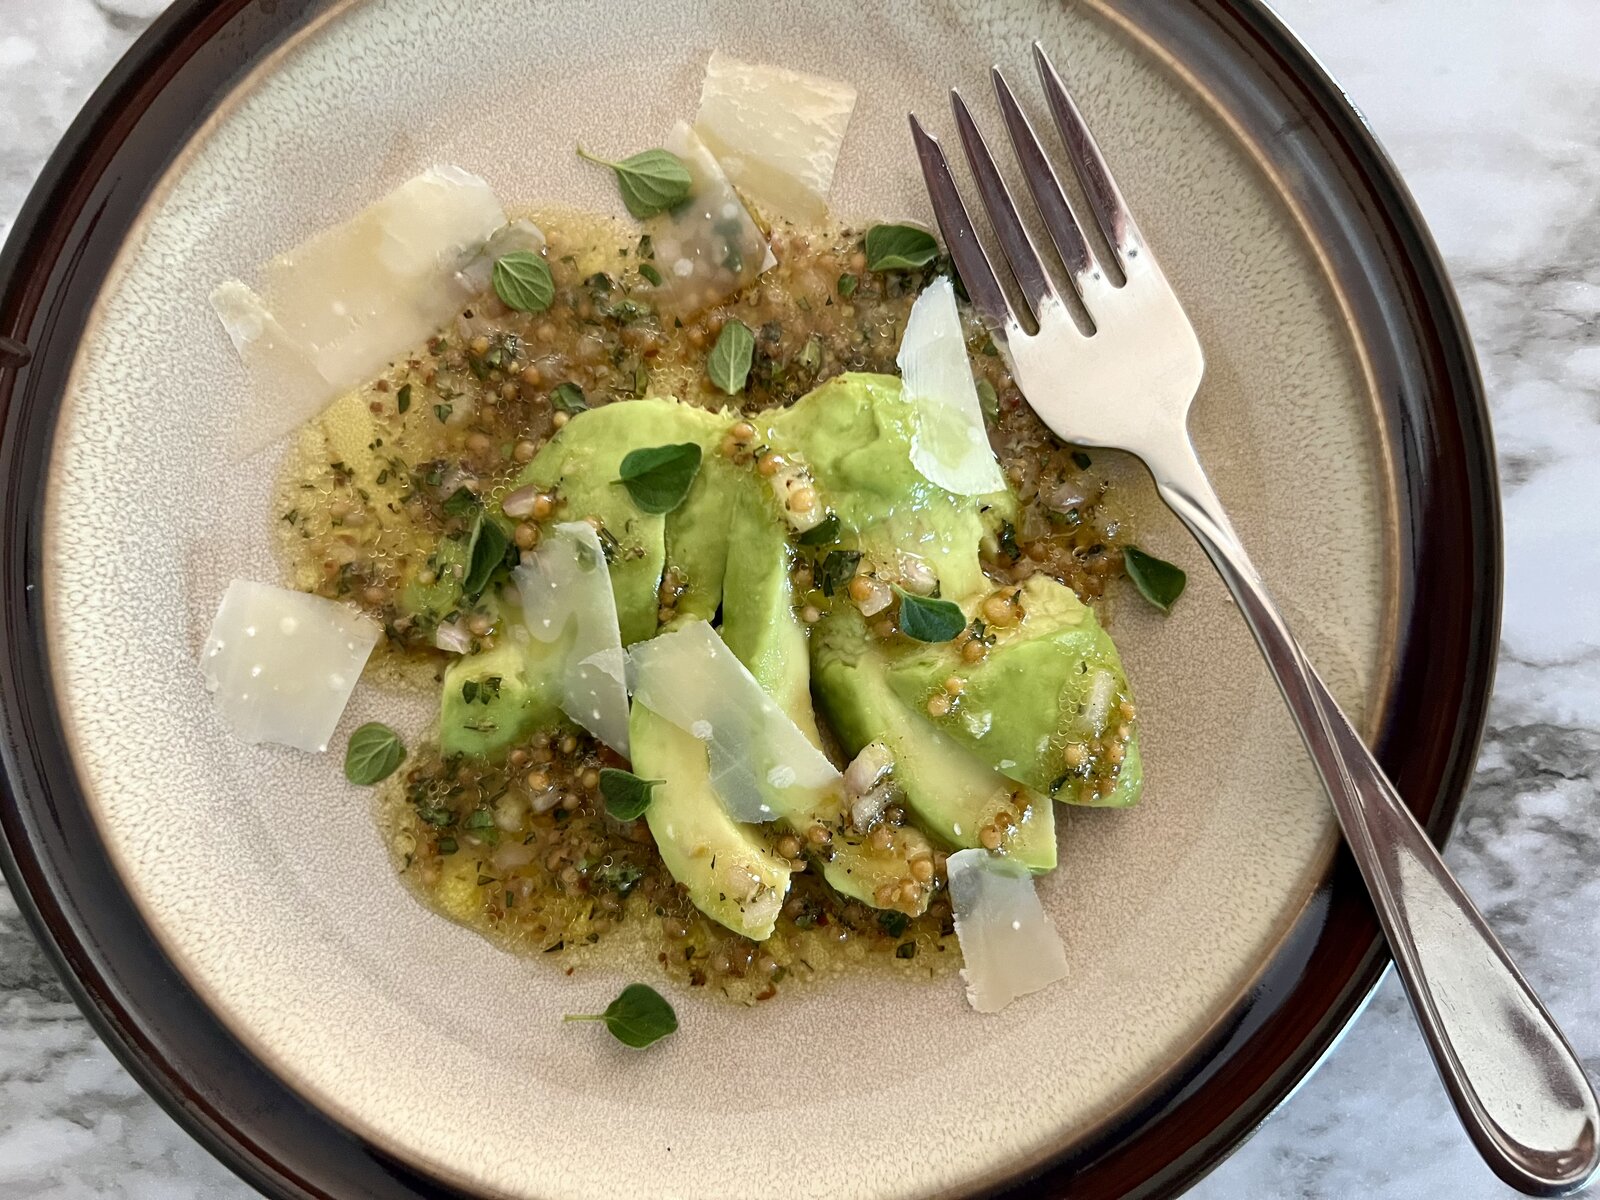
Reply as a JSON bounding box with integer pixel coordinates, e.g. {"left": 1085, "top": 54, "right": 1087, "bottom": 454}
{"left": 0, "top": 1, "right": 1499, "bottom": 1197}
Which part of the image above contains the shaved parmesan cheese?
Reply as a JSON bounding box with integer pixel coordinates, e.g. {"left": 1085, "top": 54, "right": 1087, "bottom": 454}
{"left": 629, "top": 620, "right": 839, "bottom": 822}
{"left": 947, "top": 848, "right": 1069, "bottom": 1013}
{"left": 201, "top": 580, "right": 380, "bottom": 753}
{"left": 454, "top": 218, "right": 546, "bottom": 295}
{"left": 514, "top": 522, "right": 630, "bottom": 755}
{"left": 211, "top": 166, "right": 508, "bottom": 455}
{"left": 898, "top": 276, "right": 1007, "bottom": 496}
{"left": 643, "top": 122, "right": 774, "bottom": 318}
{"left": 693, "top": 51, "right": 857, "bottom": 224}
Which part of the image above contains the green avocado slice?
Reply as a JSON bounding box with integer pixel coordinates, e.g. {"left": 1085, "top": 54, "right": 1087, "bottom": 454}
{"left": 811, "top": 607, "right": 1057, "bottom": 872}
{"left": 886, "top": 575, "right": 1143, "bottom": 806}
{"left": 719, "top": 485, "right": 935, "bottom": 914}
{"left": 763, "top": 373, "right": 1006, "bottom": 605}
{"left": 630, "top": 702, "right": 791, "bottom": 940}
{"left": 510, "top": 397, "right": 727, "bottom": 645}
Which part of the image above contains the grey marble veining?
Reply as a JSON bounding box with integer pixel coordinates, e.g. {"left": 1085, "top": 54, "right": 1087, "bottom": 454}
{"left": 0, "top": 0, "right": 1595, "bottom": 1197}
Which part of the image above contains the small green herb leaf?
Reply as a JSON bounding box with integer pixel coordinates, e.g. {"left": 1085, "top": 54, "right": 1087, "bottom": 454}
{"left": 865, "top": 224, "right": 939, "bottom": 271}
{"left": 595, "top": 862, "right": 644, "bottom": 897}
{"left": 639, "top": 262, "right": 663, "bottom": 287}
{"left": 837, "top": 272, "right": 858, "bottom": 298}
{"left": 795, "top": 335, "right": 824, "bottom": 373}
{"left": 1071, "top": 450, "right": 1094, "bottom": 471}
{"left": 877, "top": 910, "right": 910, "bottom": 937}
{"left": 617, "top": 443, "right": 702, "bottom": 515}
{"left": 976, "top": 378, "right": 999, "bottom": 423}
{"left": 1123, "top": 546, "right": 1187, "bottom": 613}
{"left": 564, "top": 982, "right": 678, "bottom": 1049}
{"left": 550, "top": 382, "right": 588, "bottom": 414}
{"left": 442, "top": 486, "right": 480, "bottom": 518}
{"left": 896, "top": 589, "right": 966, "bottom": 642}
{"left": 600, "top": 768, "right": 661, "bottom": 821}
{"left": 345, "top": 723, "right": 405, "bottom": 785}
{"left": 707, "top": 319, "right": 755, "bottom": 394}
{"left": 818, "top": 549, "right": 863, "bottom": 597}
{"left": 492, "top": 251, "right": 555, "bottom": 313}
{"left": 396, "top": 383, "right": 411, "bottom": 414}
{"left": 797, "top": 513, "right": 840, "bottom": 547}
{"left": 577, "top": 146, "right": 693, "bottom": 219}
{"left": 464, "top": 513, "right": 513, "bottom": 596}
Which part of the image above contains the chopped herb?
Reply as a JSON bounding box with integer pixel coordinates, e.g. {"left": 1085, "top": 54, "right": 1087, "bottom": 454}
{"left": 637, "top": 234, "right": 655, "bottom": 259}
{"left": 877, "top": 910, "right": 910, "bottom": 938}
{"left": 617, "top": 442, "right": 702, "bottom": 514}
{"left": 563, "top": 982, "right": 677, "bottom": 1049}
{"left": 795, "top": 336, "right": 824, "bottom": 373}
{"left": 1123, "top": 546, "right": 1188, "bottom": 613}
{"left": 442, "top": 486, "right": 479, "bottom": 518}
{"left": 997, "top": 519, "right": 1021, "bottom": 563}
{"left": 600, "top": 768, "right": 661, "bottom": 821}
{"left": 464, "top": 808, "right": 495, "bottom": 830}
{"left": 550, "top": 382, "right": 588, "bottom": 414}
{"left": 895, "top": 941, "right": 918, "bottom": 960}
{"left": 865, "top": 224, "right": 939, "bottom": 271}
{"left": 576, "top": 146, "right": 693, "bottom": 219}
{"left": 594, "top": 862, "right": 644, "bottom": 897}
{"left": 707, "top": 319, "right": 755, "bottom": 394}
{"left": 434, "top": 403, "right": 452, "bottom": 424}
{"left": 818, "top": 549, "right": 863, "bottom": 597}
{"left": 796, "top": 513, "right": 840, "bottom": 547}
{"left": 396, "top": 383, "right": 411, "bottom": 414}
{"left": 463, "top": 513, "right": 513, "bottom": 596}
{"left": 437, "top": 836, "right": 458, "bottom": 854}
{"left": 895, "top": 589, "right": 966, "bottom": 643}
{"left": 344, "top": 723, "right": 405, "bottom": 786}
{"left": 461, "top": 679, "right": 478, "bottom": 704}
{"left": 1071, "top": 450, "right": 1093, "bottom": 471}
{"left": 492, "top": 251, "right": 555, "bottom": 313}
{"left": 639, "top": 262, "right": 663, "bottom": 287}
{"left": 837, "top": 272, "right": 858, "bottom": 299}
{"left": 976, "top": 379, "right": 999, "bottom": 422}
{"left": 281, "top": 508, "right": 299, "bottom": 525}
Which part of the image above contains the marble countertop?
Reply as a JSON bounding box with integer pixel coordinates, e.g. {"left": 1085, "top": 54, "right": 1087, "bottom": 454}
{"left": 2, "top": 0, "right": 1596, "bottom": 1196}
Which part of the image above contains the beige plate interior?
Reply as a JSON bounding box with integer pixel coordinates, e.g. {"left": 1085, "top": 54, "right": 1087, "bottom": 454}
{"left": 43, "top": 1, "right": 1393, "bottom": 1197}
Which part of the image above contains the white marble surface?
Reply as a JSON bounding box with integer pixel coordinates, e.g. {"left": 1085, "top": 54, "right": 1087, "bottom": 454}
{"left": 1, "top": 0, "right": 1595, "bottom": 1196}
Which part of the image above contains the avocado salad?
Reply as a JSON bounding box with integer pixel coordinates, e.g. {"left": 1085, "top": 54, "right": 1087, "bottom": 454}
{"left": 202, "top": 54, "right": 1182, "bottom": 1013}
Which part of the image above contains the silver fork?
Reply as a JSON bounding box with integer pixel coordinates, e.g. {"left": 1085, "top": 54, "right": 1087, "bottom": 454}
{"left": 912, "top": 42, "right": 1598, "bottom": 1198}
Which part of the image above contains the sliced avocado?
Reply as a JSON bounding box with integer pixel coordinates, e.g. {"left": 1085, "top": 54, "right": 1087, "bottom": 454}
{"left": 439, "top": 624, "right": 565, "bottom": 759}
{"left": 399, "top": 533, "right": 469, "bottom": 626}
{"left": 886, "top": 575, "right": 1143, "bottom": 805}
{"left": 719, "top": 486, "right": 933, "bottom": 914}
{"left": 629, "top": 701, "right": 791, "bottom": 940}
{"left": 511, "top": 397, "right": 726, "bottom": 645}
{"left": 664, "top": 447, "right": 742, "bottom": 623}
{"left": 812, "top": 608, "right": 1056, "bottom": 872}
{"left": 764, "top": 373, "right": 1005, "bottom": 603}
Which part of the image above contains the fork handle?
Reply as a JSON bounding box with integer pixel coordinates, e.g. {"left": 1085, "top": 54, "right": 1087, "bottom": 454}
{"left": 1153, "top": 446, "right": 1599, "bottom": 1197}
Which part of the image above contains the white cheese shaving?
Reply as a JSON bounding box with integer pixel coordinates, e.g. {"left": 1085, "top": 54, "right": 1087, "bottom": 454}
{"left": 210, "top": 165, "right": 508, "bottom": 456}
{"left": 200, "top": 580, "right": 380, "bottom": 753}
{"left": 947, "top": 848, "right": 1069, "bottom": 1013}
{"left": 897, "top": 276, "right": 1008, "bottom": 496}
{"left": 513, "top": 522, "right": 630, "bottom": 755}
{"left": 693, "top": 51, "right": 857, "bottom": 224}
{"left": 643, "top": 122, "right": 774, "bottom": 319}
{"left": 628, "top": 620, "right": 839, "bottom": 822}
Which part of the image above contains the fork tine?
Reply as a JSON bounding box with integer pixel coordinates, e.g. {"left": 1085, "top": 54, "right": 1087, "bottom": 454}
{"left": 1032, "top": 42, "right": 1145, "bottom": 261}
{"left": 948, "top": 89, "right": 1058, "bottom": 323}
{"left": 908, "top": 114, "right": 1017, "bottom": 333}
{"left": 990, "top": 66, "right": 1102, "bottom": 287}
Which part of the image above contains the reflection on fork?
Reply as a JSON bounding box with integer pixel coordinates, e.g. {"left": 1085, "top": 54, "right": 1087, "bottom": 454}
{"left": 909, "top": 42, "right": 1599, "bottom": 1199}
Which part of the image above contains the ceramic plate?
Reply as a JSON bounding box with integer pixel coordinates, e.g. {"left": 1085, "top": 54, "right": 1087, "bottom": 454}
{"left": 0, "top": 1, "right": 1497, "bottom": 1197}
